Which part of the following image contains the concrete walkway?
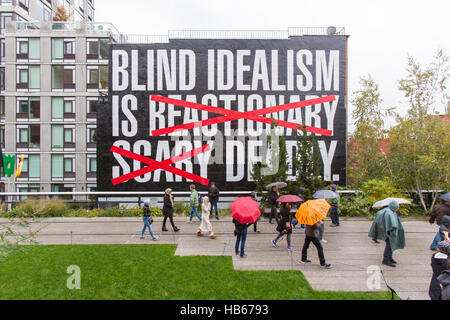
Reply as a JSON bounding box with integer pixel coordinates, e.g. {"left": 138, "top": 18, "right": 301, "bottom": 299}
{"left": 3, "top": 216, "right": 437, "bottom": 300}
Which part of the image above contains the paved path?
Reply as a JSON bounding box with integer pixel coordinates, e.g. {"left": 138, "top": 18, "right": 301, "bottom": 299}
{"left": 3, "top": 216, "right": 438, "bottom": 300}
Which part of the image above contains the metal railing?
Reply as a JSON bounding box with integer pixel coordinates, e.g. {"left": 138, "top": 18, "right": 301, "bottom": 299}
{"left": 0, "top": 191, "right": 254, "bottom": 209}
{"left": 0, "top": 189, "right": 441, "bottom": 211}
{"left": 116, "top": 27, "right": 347, "bottom": 44}
{"left": 288, "top": 27, "right": 346, "bottom": 36}
{"left": 121, "top": 34, "right": 170, "bottom": 44}
{"left": 168, "top": 29, "right": 289, "bottom": 39}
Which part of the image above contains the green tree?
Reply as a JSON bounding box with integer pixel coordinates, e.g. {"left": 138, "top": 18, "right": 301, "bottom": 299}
{"left": 348, "top": 75, "right": 392, "bottom": 188}
{"left": 388, "top": 50, "right": 450, "bottom": 213}
{"left": 291, "top": 125, "right": 326, "bottom": 199}
{"left": 250, "top": 128, "right": 289, "bottom": 206}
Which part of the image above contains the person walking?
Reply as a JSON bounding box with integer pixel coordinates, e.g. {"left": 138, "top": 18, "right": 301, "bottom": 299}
{"left": 268, "top": 186, "right": 280, "bottom": 224}
{"left": 233, "top": 218, "right": 252, "bottom": 258}
{"left": 292, "top": 187, "right": 306, "bottom": 229}
{"left": 208, "top": 182, "right": 220, "bottom": 220}
{"left": 162, "top": 188, "right": 180, "bottom": 232}
{"left": 141, "top": 199, "right": 158, "bottom": 241}
{"left": 188, "top": 185, "right": 201, "bottom": 223}
{"left": 272, "top": 202, "right": 296, "bottom": 251}
{"left": 328, "top": 184, "right": 340, "bottom": 227}
{"left": 438, "top": 261, "right": 450, "bottom": 300}
{"left": 429, "top": 241, "right": 450, "bottom": 300}
{"left": 429, "top": 199, "right": 450, "bottom": 251}
{"left": 197, "top": 196, "right": 216, "bottom": 239}
{"left": 368, "top": 200, "right": 406, "bottom": 267}
{"left": 251, "top": 192, "right": 261, "bottom": 233}
{"left": 300, "top": 221, "right": 332, "bottom": 269}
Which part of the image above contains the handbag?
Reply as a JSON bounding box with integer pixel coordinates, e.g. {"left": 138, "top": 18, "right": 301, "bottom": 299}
{"left": 149, "top": 217, "right": 154, "bottom": 224}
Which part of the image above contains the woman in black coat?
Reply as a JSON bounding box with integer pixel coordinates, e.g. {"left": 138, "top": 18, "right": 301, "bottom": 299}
{"left": 271, "top": 202, "right": 295, "bottom": 251}
{"left": 162, "top": 188, "right": 180, "bottom": 232}
{"left": 429, "top": 241, "right": 450, "bottom": 300}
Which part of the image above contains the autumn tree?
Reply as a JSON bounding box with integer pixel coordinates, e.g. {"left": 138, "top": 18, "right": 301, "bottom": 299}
{"left": 53, "top": 6, "right": 70, "bottom": 22}
{"left": 388, "top": 49, "right": 450, "bottom": 212}
{"left": 348, "top": 75, "right": 392, "bottom": 188}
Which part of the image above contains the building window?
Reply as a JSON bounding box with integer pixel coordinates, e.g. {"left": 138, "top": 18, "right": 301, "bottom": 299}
{"left": 51, "top": 184, "right": 75, "bottom": 200}
{"left": 87, "top": 65, "right": 108, "bottom": 90}
{"left": 87, "top": 156, "right": 97, "bottom": 179}
{"left": 17, "top": 184, "right": 40, "bottom": 201}
{"left": 0, "top": 39, "right": 5, "bottom": 65}
{"left": 17, "top": 155, "right": 40, "bottom": 180}
{"left": 16, "top": 98, "right": 40, "bottom": 120}
{"left": 87, "top": 5, "right": 94, "bottom": 21}
{"left": 35, "top": 0, "right": 52, "bottom": 21}
{"left": 0, "top": 67, "right": 4, "bottom": 92}
{"left": 52, "top": 97, "right": 76, "bottom": 120}
{"left": 87, "top": 98, "right": 99, "bottom": 120}
{"left": 87, "top": 126, "right": 96, "bottom": 149}
{"left": 52, "top": 125, "right": 75, "bottom": 149}
{"left": 52, "top": 65, "right": 75, "bottom": 90}
{"left": 18, "top": 0, "right": 29, "bottom": 11}
{"left": 16, "top": 38, "right": 40, "bottom": 61}
{"left": 0, "top": 13, "right": 12, "bottom": 35}
{"left": 78, "top": 0, "right": 84, "bottom": 12}
{"left": 16, "top": 125, "right": 40, "bottom": 150}
{"left": 52, "top": 38, "right": 75, "bottom": 61}
{"left": 0, "top": 96, "right": 5, "bottom": 121}
{"left": 0, "top": 126, "right": 5, "bottom": 149}
{"left": 88, "top": 158, "right": 97, "bottom": 173}
{"left": 87, "top": 38, "right": 109, "bottom": 60}
{"left": 16, "top": 66, "right": 40, "bottom": 90}
{"left": 52, "top": 155, "right": 75, "bottom": 180}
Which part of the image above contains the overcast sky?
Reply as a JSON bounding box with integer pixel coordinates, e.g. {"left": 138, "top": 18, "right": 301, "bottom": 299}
{"left": 95, "top": 0, "right": 450, "bottom": 132}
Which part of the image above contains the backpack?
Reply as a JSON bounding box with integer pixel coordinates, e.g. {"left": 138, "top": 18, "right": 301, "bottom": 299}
{"left": 198, "top": 194, "right": 203, "bottom": 205}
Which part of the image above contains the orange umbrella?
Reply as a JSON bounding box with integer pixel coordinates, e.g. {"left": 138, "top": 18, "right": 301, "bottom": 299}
{"left": 295, "top": 199, "right": 330, "bottom": 226}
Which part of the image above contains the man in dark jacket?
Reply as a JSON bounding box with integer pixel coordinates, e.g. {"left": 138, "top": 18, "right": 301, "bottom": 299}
{"left": 208, "top": 182, "right": 220, "bottom": 220}
{"left": 429, "top": 241, "right": 450, "bottom": 300}
{"left": 429, "top": 200, "right": 450, "bottom": 250}
{"left": 300, "top": 221, "right": 332, "bottom": 269}
{"left": 438, "top": 262, "right": 450, "bottom": 300}
{"left": 268, "top": 186, "right": 280, "bottom": 224}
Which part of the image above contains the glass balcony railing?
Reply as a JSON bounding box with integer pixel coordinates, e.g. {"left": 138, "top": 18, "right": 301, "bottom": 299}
{"left": 52, "top": 22, "right": 77, "bottom": 30}
{"left": 17, "top": 22, "right": 41, "bottom": 31}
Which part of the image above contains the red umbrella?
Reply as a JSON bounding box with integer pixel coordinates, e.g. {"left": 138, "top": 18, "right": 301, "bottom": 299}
{"left": 277, "top": 195, "right": 303, "bottom": 203}
{"left": 231, "top": 197, "right": 261, "bottom": 224}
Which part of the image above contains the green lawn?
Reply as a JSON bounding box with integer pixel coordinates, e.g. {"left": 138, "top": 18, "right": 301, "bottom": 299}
{"left": 0, "top": 245, "right": 393, "bottom": 300}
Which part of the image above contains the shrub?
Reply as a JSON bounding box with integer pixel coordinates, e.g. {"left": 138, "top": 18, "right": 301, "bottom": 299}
{"left": 339, "top": 192, "right": 371, "bottom": 217}
{"left": 5, "top": 199, "right": 68, "bottom": 218}
{"left": 150, "top": 207, "right": 163, "bottom": 217}
{"left": 361, "top": 178, "right": 414, "bottom": 216}
{"left": 173, "top": 202, "right": 190, "bottom": 216}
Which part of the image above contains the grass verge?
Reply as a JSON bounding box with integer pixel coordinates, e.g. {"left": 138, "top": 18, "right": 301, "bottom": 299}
{"left": 0, "top": 245, "right": 394, "bottom": 300}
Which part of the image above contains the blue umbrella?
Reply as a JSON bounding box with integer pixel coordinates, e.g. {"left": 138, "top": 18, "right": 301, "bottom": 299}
{"left": 313, "top": 190, "right": 338, "bottom": 199}
{"left": 440, "top": 193, "right": 450, "bottom": 202}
